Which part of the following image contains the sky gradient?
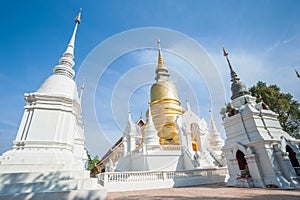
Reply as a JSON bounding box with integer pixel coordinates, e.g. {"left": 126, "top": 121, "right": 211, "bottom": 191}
{"left": 1, "top": 0, "right": 300, "bottom": 157}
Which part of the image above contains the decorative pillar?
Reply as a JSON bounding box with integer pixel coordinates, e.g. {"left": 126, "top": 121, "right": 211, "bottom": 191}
{"left": 244, "top": 153, "right": 264, "bottom": 187}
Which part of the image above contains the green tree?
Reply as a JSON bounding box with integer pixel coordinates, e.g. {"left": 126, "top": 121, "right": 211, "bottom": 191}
{"left": 87, "top": 152, "right": 100, "bottom": 171}
{"left": 249, "top": 81, "right": 300, "bottom": 139}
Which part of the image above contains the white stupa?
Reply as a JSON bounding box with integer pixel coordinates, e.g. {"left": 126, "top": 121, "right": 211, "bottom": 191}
{"left": 0, "top": 10, "right": 106, "bottom": 199}
{"left": 222, "top": 47, "right": 300, "bottom": 188}
{"left": 143, "top": 103, "right": 160, "bottom": 146}
{"left": 208, "top": 111, "right": 226, "bottom": 166}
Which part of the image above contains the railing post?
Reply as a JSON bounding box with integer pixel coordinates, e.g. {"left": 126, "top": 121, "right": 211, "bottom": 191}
{"left": 207, "top": 170, "right": 212, "bottom": 177}
{"left": 103, "top": 173, "right": 108, "bottom": 185}
{"left": 162, "top": 172, "right": 167, "bottom": 180}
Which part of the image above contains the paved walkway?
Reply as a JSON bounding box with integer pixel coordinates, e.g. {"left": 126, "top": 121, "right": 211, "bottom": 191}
{"left": 108, "top": 183, "right": 300, "bottom": 200}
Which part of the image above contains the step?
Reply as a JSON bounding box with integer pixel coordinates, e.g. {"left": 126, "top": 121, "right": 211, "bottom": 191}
{"left": 0, "top": 188, "right": 107, "bottom": 200}
{"left": 0, "top": 170, "right": 90, "bottom": 184}
{"left": 0, "top": 164, "right": 66, "bottom": 173}
{"left": 0, "top": 178, "right": 100, "bottom": 195}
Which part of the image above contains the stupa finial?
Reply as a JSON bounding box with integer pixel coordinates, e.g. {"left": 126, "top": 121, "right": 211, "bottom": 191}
{"left": 54, "top": 9, "right": 82, "bottom": 78}
{"left": 155, "top": 39, "right": 169, "bottom": 81}
{"left": 186, "top": 98, "right": 191, "bottom": 111}
{"left": 223, "top": 47, "right": 240, "bottom": 83}
{"left": 79, "top": 81, "right": 85, "bottom": 103}
{"left": 148, "top": 101, "right": 153, "bottom": 123}
{"left": 75, "top": 8, "right": 82, "bottom": 24}
{"left": 63, "top": 9, "right": 82, "bottom": 59}
{"left": 294, "top": 68, "right": 300, "bottom": 78}
{"left": 157, "top": 38, "right": 165, "bottom": 67}
{"left": 222, "top": 47, "right": 251, "bottom": 100}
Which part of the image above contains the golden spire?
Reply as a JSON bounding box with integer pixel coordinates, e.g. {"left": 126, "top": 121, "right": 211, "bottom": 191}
{"left": 75, "top": 8, "right": 82, "bottom": 24}
{"left": 157, "top": 38, "right": 165, "bottom": 67}
{"left": 154, "top": 39, "right": 169, "bottom": 81}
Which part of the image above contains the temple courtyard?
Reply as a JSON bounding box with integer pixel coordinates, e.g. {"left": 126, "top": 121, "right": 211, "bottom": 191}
{"left": 107, "top": 183, "right": 300, "bottom": 200}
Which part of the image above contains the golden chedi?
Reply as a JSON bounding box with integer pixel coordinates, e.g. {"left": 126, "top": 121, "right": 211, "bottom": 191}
{"left": 143, "top": 40, "right": 184, "bottom": 145}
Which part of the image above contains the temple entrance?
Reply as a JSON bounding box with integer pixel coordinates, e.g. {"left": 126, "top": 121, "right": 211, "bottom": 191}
{"left": 192, "top": 141, "right": 198, "bottom": 151}
{"left": 236, "top": 150, "right": 247, "bottom": 170}
{"left": 190, "top": 123, "right": 201, "bottom": 151}
{"left": 236, "top": 150, "right": 250, "bottom": 178}
{"left": 286, "top": 145, "right": 300, "bottom": 176}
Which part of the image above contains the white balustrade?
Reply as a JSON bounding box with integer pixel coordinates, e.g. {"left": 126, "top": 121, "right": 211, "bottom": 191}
{"left": 97, "top": 167, "right": 228, "bottom": 191}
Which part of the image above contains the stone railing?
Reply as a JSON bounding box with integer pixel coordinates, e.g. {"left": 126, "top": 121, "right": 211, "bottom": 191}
{"left": 131, "top": 145, "right": 183, "bottom": 155}
{"left": 98, "top": 168, "right": 228, "bottom": 191}
{"left": 160, "top": 145, "right": 182, "bottom": 151}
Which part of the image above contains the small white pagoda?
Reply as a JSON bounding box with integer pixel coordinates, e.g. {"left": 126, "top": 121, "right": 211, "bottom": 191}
{"left": 222, "top": 47, "right": 300, "bottom": 188}
{"left": 0, "top": 10, "right": 106, "bottom": 199}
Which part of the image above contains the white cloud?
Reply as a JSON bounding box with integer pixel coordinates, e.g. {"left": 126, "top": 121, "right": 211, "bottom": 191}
{"left": 266, "top": 36, "right": 297, "bottom": 53}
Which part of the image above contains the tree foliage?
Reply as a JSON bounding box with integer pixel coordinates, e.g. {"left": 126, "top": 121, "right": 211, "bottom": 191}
{"left": 249, "top": 81, "right": 300, "bottom": 139}
{"left": 87, "top": 152, "right": 100, "bottom": 171}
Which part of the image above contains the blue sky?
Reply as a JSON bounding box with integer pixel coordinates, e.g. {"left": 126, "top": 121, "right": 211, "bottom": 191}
{"left": 1, "top": 1, "right": 300, "bottom": 157}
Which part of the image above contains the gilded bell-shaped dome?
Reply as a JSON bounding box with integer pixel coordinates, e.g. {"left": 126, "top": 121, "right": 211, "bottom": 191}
{"left": 150, "top": 81, "right": 179, "bottom": 102}
{"left": 142, "top": 40, "right": 184, "bottom": 145}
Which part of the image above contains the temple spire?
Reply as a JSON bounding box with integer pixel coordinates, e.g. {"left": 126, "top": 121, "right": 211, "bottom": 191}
{"left": 155, "top": 39, "right": 169, "bottom": 81}
{"left": 223, "top": 47, "right": 250, "bottom": 100}
{"left": 125, "top": 111, "right": 136, "bottom": 136}
{"left": 294, "top": 68, "right": 300, "bottom": 78}
{"left": 223, "top": 47, "right": 240, "bottom": 83}
{"left": 63, "top": 9, "right": 81, "bottom": 59}
{"left": 128, "top": 111, "right": 133, "bottom": 122}
{"left": 79, "top": 81, "right": 85, "bottom": 103}
{"left": 157, "top": 39, "right": 165, "bottom": 67}
{"left": 53, "top": 9, "right": 82, "bottom": 79}
{"left": 186, "top": 98, "right": 191, "bottom": 111}
{"left": 209, "top": 110, "right": 216, "bottom": 132}
{"left": 148, "top": 102, "right": 153, "bottom": 125}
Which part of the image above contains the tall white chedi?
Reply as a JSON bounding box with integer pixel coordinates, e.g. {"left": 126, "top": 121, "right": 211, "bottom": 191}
{"left": 222, "top": 47, "right": 300, "bottom": 189}
{"left": 0, "top": 10, "right": 106, "bottom": 199}
{"left": 0, "top": 11, "right": 84, "bottom": 172}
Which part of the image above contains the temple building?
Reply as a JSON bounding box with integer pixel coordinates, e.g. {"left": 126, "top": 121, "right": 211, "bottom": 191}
{"left": 96, "top": 41, "right": 226, "bottom": 174}
{"left": 222, "top": 47, "right": 300, "bottom": 188}
{"left": 0, "top": 11, "right": 106, "bottom": 199}
{"left": 3, "top": 6, "right": 300, "bottom": 197}
{"left": 91, "top": 116, "right": 145, "bottom": 175}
